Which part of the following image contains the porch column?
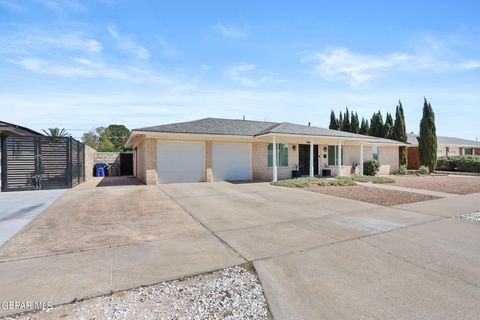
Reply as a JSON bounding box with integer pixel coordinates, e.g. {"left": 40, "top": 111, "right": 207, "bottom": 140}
{"left": 338, "top": 140, "right": 342, "bottom": 176}
{"left": 309, "top": 141, "right": 314, "bottom": 177}
{"left": 272, "top": 137, "right": 277, "bottom": 182}
{"left": 360, "top": 143, "right": 364, "bottom": 176}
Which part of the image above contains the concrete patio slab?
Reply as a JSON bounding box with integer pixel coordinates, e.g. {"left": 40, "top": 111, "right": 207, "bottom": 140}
{"left": 0, "top": 189, "right": 65, "bottom": 247}
{"left": 254, "top": 239, "right": 480, "bottom": 320}
{"left": 112, "top": 233, "right": 245, "bottom": 291}
{"left": 393, "top": 195, "right": 480, "bottom": 217}
{"left": 362, "top": 218, "right": 480, "bottom": 287}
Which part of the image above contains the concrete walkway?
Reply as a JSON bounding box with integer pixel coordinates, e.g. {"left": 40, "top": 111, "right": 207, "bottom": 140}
{"left": 1, "top": 181, "right": 480, "bottom": 318}
{"left": 356, "top": 181, "right": 457, "bottom": 198}
{"left": 0, "top": 189, "right": 65, "bottom": 246}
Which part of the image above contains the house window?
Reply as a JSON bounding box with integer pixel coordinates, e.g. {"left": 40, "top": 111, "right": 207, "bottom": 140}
{"left": 373, "top": 146, "right": 379, "bottom": 160}
{"left": 327, "top": 145, "right": 344, "bottom": 166}
{"left": 268, "top": 143, "right": 289, "bottom": 167}
{"left": 465, "top": 148, "right": 473, "bottom": 155}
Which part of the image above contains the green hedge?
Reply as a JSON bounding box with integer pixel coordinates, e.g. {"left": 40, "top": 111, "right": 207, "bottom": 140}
{"left": 436, "top": 156, "right": 480, "bottom": 173}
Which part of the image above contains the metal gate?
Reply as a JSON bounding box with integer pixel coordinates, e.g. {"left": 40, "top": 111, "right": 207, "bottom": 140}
{"left": 0, "top": 136, "right": 85, "bottom": 192}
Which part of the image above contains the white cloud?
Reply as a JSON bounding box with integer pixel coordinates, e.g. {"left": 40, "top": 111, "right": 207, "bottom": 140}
{"left": 225, "top": 63, "right": 281, "bottom": 88}
{"left": 107, "top": 26, "right": 150, "bottom": 59}
{"left": 33, "top": 0, "right": 86, "bottom": 13}
{"left": 0, "top": 32, "right": 102, "bottom": 55}
{"left": 8, "top": 57, "right": 191, "bottom": 88}
{"left": 307, "top": 48, "right": 411, "bottom": 86}
{"left": 307, "top": 43, "right": 480, "bottom": 86}
{"left": 213, "top": 22, "right": 247, "bottom": 39}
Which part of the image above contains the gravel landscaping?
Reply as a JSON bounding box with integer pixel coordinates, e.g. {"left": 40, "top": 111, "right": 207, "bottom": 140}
{"left": 305, "top": 185, "right": 439, "bottom": 206}
{"left": 458, "top": 212, "right": 480, "bottom": 222}
{"left": 7, "top": 265, "right": 271, "bottom": 320}
{"left": 392, "top": 175, "right": 480, "bottom": 195}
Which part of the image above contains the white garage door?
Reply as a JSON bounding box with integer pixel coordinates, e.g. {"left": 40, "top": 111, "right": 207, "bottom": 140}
{"left": 212, "top": 142, "right": 252, "bottom": 181}
{"left": 157, "top": 141, "right": 204, "bottom": 183}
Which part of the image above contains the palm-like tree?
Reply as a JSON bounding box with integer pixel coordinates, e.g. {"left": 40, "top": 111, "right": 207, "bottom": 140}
{"left": 42, "top": 128, "right": 70, "bottom": 137}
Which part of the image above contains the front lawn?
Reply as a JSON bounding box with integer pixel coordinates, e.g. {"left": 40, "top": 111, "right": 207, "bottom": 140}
{"left": 271, "top": 175, "right": 395, "bottom": 188}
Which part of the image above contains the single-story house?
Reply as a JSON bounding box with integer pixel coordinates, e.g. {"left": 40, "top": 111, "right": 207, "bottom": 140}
{"left": 407, "top": 133, "right": 480, "bottom": 169}
{"left": 125, "top": 118, "right": 404, "bottom": 184}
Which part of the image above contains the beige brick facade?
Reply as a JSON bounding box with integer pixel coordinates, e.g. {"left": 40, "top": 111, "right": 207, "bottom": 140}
{"left": 252, "top": 142, "right": 297, "bottom": 181}
{"left": 136, "top": 138, "right": 157, "bottom": 185}
{"left": 205, "top": 141, "right": 213, "bottom": 182}
{"left": 377, "top": 146, "right": 400, "bottom": 175}
{"left": 132, "top": 137, "right": 400, "bottom": 184}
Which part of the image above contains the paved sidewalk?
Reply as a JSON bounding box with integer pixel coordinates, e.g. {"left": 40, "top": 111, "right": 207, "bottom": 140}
{"left": 355, "top": 181, "right": 456, "bottom": 198}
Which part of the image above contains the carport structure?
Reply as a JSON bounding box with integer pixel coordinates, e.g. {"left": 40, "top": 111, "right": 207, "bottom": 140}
{"left": 126, "top": 118, "right": 405, "bottom": 185}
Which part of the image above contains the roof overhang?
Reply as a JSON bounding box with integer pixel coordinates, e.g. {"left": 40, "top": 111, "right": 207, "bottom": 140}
{"left": 253, "top": 133, "right": 407, "bottom": 146}
{"left": 125, "top": 130, "right": 408, "bottom": 147}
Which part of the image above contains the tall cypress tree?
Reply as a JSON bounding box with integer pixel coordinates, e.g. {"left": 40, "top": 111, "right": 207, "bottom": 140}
{"left": 360, "top": 118, "right": 369, "bottom": 135}
{"left": 418, "top": 98, "right": 438, "bottom": 172}
{"left": 351, "top": 112, "right": 360, "bottom": 133}
{"left": 384, "top": 112, "right": 394, "bottom": 139}
{"left": 369, "top": 111, "right": 385, "bottom": 137}
{"left": 343, "top": 108, "right": 351, "bottom": 132}
{"left": 393, "top": 100, "right": 408, "bottom": 165}
{"left": 329, "top": 110, "right": 338, "bottom": 130}
{"left": 339, "top": 112, "right": 343, "bottom": 131}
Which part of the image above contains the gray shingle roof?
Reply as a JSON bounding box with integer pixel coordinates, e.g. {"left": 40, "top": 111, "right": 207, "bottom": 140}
{"left": 135, "top": 118, "right": 403, "bottom": 144}
{"left": 408, "top": 133, "right": 480, "bottom": 147}
{"left": 136, "top": 118, "right": 277, "bottom": 136}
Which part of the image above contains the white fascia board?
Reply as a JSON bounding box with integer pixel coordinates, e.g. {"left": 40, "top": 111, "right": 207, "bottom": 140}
{"left": 254, "top": 133, "right": 406, "bottom": 146}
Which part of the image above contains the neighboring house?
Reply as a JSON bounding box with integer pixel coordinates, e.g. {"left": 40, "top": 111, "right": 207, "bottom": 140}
{"left": 125, "top": 118, "right": 404, "bottom": 184}
{"left": 407, "top": 133, "right": 480, "bottom": 169}
{"left": 0, "top": 121, "right": 43, "bottom": 191}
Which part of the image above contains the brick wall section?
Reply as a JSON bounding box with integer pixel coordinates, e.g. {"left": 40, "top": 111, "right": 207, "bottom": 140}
{"left": 84, "top": 145, "right": 96, "bottom": 181}
{"left": 205, "top": 141, "right": 213, "bottom": 182}
{"left": 94, "top": 152, "right": 120, "bottom": 166}
{"left": 136, "top": 138, "right": 157, "bottom": 185}
{"left": 476, "top": 148, "right": 480, "bottom": 155}
{"left": 377, "top": 146, "right": 400, "bottom": 175}
{"left": 252, "top": 142, "right": 297, "bottom": 181}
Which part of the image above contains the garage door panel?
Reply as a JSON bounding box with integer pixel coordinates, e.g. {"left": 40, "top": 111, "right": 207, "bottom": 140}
{"left": 212, "top": 143, "right": 252, "bottom": 181}
{"left": 157, "top": 141, "right": 204, "bottom": 183}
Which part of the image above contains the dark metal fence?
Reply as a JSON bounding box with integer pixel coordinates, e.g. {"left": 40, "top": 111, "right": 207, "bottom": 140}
{"left": 0, "top": 136, "right": 85, "bottom": 192}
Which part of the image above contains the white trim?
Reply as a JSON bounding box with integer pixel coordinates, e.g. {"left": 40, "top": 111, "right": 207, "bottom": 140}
{"left": 255, "top": 133, "right": 406, "bottom": 145}
{"left": 272, "top": 137, "right": 277, "bottom": 182}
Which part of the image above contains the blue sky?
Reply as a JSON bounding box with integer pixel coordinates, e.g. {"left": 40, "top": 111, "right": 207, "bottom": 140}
{"left": 1, "top": 0, "right": 479, "bottom": 140}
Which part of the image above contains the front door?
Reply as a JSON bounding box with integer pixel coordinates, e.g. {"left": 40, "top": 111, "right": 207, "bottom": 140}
{"left": 298, "top": 144, "right": 318, "bottom": 176}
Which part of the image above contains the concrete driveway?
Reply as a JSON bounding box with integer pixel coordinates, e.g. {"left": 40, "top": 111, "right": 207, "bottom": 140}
{"left": 0, "top": 189, "right": 65, "bottom": 246}
{"left": 160, "top": 182, "right": 480, "bottom": 319}
{"left": 1, "top": 179, "right": 480, "bottom": 318}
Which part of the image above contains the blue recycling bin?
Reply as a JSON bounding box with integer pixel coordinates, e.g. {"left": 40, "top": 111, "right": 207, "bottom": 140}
{"left": 95, "top": 163, "right": 107, "bottom": 177}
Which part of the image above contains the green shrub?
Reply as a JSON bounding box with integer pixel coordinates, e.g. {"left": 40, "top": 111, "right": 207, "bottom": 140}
{"left": 363, "top": 159, "right": 381, "bottom": 176}
{"left": 435, "top": 156, "right": 480, "bottom": 173}
{"left": 418, "top": 165, "right": 430, "bottom": 175}
{"left": 397, "top": 164, "right": 408, "bottom": 175}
